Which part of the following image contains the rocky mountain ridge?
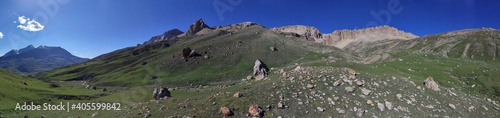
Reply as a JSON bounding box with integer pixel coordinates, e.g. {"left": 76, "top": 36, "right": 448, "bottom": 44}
{"left": 271, "top": 25, "right": 419, "bottom": 48}
{"left": 142, "top": 29, "right": 184, "bottom": 45}
{"left": 144, "top": 18, "right": 417, "bottom": 49}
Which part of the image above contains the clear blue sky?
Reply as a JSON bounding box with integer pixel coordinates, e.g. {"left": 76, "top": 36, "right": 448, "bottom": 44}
{"left": 0, "top": 0, "right": 499, "bottom": 58}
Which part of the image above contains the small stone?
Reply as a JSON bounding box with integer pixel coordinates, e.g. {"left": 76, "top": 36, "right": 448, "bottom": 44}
{"left": 356, "top": 81, "right": 363, "bottom": 86}
{"left": 317, "top": 107, "right": 324, "bottom": 112}
{"left": 233, "top": 92, "right": 242, "bottom": 97}
{"left": 333, "top": 80, "right": 342, "bottom": 87}
{"left": 367, "top": 100, "right": 373, "bottom": 105}
{"left": 345, "top": 86, "right": 355, "bottom": 93}
{"left": 338, "top": 109, "right": 346, "bottom": 114}
{"left": 356, "top": 109, "right": 365, "bottom": 117}
{"left": 278, "top": 102, "right": 284, "bottom": 109}
{"left": 360, "top": 88, "right": 372, "bottom": 95}
{"left": 378, "top": 103, "right": 385, "bottom": 111}
{"left": 468, "top": 106, "right": 475, "bottom": 112}
{"left": 449, "top": 104, "right": 456, "bottom": 109}
{"left": 307, "top": 84, "right": 314, "bottom": 89}
{"left": 482, "top": 105, "right": 488, "bottom": 111}
{"left": 333, "top": 97, "right": 339, "bottom": 101}
{"left": 385, "top": 101, "right": 393, "bottom": 110}
{"left": 92, "top": 112, "right": 98, "bottom": 117}
{"left": 396, "top": 94, "right": 402, "bottom": 99}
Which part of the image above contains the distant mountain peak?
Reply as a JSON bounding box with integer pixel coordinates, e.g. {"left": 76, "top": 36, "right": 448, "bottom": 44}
{"left": 0, "top": 45, "right": 89, "bottom": 74}
{"left": 185, "top": 18, "right": 210, "bottom": 36}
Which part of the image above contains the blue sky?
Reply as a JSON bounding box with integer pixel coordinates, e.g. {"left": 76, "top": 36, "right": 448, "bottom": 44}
{"left": 0, "top": 0, "right": 499, "bottom": 58}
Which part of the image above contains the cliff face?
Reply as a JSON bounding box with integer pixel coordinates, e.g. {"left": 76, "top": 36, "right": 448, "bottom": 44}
{"left": 143, "top": 29, "right": 184, "bottom": 45}
{"left": 270, "top": 25, "right": 419, "bottom": 48}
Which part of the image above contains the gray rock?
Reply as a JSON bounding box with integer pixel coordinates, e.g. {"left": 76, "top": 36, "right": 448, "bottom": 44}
{"left": 385, "top": 101, "right": 393, "bottom": 110}
{"left": 378, "top": 103, "right": 385, "bottom": 111}
{"left": 253, "top": 59, "right": 269, "bottom": 81}
{"left": 360, "top": 88, "right": 372, "bottom": 95}
{"left": 152, "top": 86, "right": 171, "bottom": 99}
{"left": 345, "top": 86, "right": 355, "bottom": 93}
{"left": 424, "top": 76, "right": 440, "bottom": 91}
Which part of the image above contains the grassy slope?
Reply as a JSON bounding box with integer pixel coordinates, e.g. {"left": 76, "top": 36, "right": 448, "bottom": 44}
{"left": 36, "top": 26, "right": 346, "bottom": 87}
{"left": 0, "top": 68, "right": 105, "bottom": 115}
{"left": 343, "top": 28, "right": 500, "bottom": 101}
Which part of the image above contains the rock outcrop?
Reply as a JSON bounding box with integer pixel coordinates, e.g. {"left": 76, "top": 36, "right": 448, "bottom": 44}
{"left": 270, "top": 25, "right": 419, "bottom": 49}
{"left": 270, "top": 25, "right": 322, "bottom": 41}
{"left": 214, "top": 22, "right": 263, "bottom": 32}
{"left": 185, "top": 18, "right": 210, "bottom": 36}
{"left": 152, "top": 86, "right": 171, "bottom": 99}
{"left": 424, "top": 76, "right": 440, "bottom": 91}
{"left": 253, "top": 59, "right": 269, "bottom": 81}
{"left": 142, "top": 29, "right": 184, "bottom": 45}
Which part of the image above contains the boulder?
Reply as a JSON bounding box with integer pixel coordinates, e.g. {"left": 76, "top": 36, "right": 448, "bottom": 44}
{"left": 181, "top": 47, "right": 192, "bottom": 59}
{"left": 253, "top": 59, "right": 269, "bottom": 81}
{"left": 249, "top": 105, "right": 263, "bottom": 117}
{"left": 233, "top": 92, "right": 242, "bottom": 97}
{"left": 424, "top": 76, "right": 440, "bottom": 91}
{"left": 152, "top": 86, "right": 171, "bottom": 99}
{"left": 220, "top": 107, "right": 232, "bottom": 116}
{"left": 345, "top": 86, "right": 355, "bottom": 93}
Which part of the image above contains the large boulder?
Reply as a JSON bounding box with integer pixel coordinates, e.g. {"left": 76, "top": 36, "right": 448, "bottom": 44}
{"left": 424, "top": 76, "right": 440, "bottom": 91}
{"left": 152, "top": 86, "right": 171, "bottom": 99}
{"left": 181, "top": 47, "right": 199, "bottom": 59}
{"left": 220, "top": 107, "right": 232, "bottom": 116}
{"left": 249, "top": 105, "right": 263, "bottom": 117}
{"left": 253, "top": 59, "right": 269, "bottom": 81}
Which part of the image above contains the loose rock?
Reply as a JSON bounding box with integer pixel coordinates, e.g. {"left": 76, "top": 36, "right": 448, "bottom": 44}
{"left": 253, "top": 59, "right": 269, "bottom": 81}
{"left": 424, "top": 76, "right": 440, "bottom": 91}
{"left": 249, "top": 105, "right": 263, "bottom": 117}
{"left": 152, "top": 86, "right": 171, "bottom": 99}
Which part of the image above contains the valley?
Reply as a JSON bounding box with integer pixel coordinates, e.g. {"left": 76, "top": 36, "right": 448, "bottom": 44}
{"left": 1, "top": 19, "right": 499, "bottom": 117}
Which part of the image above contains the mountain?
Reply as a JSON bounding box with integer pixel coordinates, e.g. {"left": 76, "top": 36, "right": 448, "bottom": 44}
{"left": 185, "top": 18, "right": 210, "bottom": 36}
{"left": 142, "top": 29, "right": 184, "bottom": 45}
{"left": 270, "top": 25, "right": 419, "bottom": 48}
{"left": 37, "top": 19, "right": 349, "bottom": 86}
{"left": 0, "top": 45, "right": 89, "bottom": 74}
{"left": 2, "top": 45, "right": 36, "bottom": 57}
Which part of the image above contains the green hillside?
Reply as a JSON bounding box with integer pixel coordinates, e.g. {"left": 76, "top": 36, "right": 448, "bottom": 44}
{"left": 36, "top": 26, "right": 350, "bottom": 87}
